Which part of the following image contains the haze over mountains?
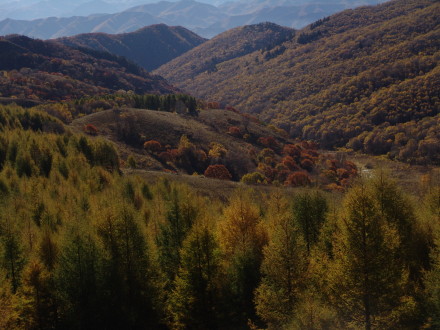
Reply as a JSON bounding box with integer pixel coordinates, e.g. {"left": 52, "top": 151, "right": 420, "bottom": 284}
{"left": 0, "top": 0, "right": 386, "bottom": 38}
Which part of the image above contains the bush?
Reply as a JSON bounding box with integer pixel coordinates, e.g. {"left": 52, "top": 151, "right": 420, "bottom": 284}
{"left": 241, "top": 172, "right": 265, "bottom": 185}
{"left": 285, "top": 172, "right": 311, "bottom": 187}
{"left": 84, "top": 124, "right": 98, "bottom": 136}
{"left": 144, "top": 140, "right": 162, "bottom": 153}
{"left": 204, "top": 165, "right": 232, "bottom": 180}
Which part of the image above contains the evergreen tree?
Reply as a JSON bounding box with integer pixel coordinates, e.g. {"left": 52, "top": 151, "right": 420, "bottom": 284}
{"left": 15, "top": 261, "right": 59, "bottom": 329}
{"left": 219, "top": 191, "right": 267, "bottom": 326}
{"left": 423, "top": 186, "right": 440, "bottom": 326}
{"left": 56, "top": 230, "right": 104, "bottom": 329}
{"left": 97, "top": 203, "right": 159, "bottom": 328}
{"left": 167, "top": 225, "right": 220, "bottom": 329}
{"left": 292, "top": 191, "right": 327, "bottom": 254}
{"left": 255, "top": 193, "right": 307, "bottom": 328}
{"left": 325, "top": 182, "right": 414, "bottom": 329}
{"left": 157, "top": 188, "right": 197, "bottom": 285}
{"left": 1, "top": 220, "right": 25, "bottom": 293}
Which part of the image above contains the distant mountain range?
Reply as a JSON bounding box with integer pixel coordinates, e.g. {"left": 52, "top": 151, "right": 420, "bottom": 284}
{"left": 56, "top": 24, "right": 206, "bottom": 71}
{"left": 0, "top": 0, "right": 230, "bottom": 21}
{"left": 0, "top": 0, "right": 387, "bottom": 38}
{"left": 156, "top": 0, "right": 440, "bottom": 165}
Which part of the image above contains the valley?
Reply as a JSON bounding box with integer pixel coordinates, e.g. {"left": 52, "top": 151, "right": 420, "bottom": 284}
{"left": 0, "top": 0, "right": 439, "bottom": 329}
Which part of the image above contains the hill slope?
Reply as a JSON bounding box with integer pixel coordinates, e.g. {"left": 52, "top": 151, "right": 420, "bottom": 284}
{"left": 155, "top": 22, "right": 295, "bottom": 82}
{"left": 156, "top": 0, "right": 440, "bottom": 165}
{"left": 0, "top": 35, "right": 176, "bottom": 101}
{"left": 56, "top": 24, "right": 206, "bottom": 71}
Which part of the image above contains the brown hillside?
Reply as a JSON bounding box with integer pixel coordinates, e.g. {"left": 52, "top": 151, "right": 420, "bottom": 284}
{"left": 70, "top": 108, "right": 289, "bottom": 179}
{"left": 155, "top": 0, "right": 440, "bottom": 165}
{"left": 0, "top": 35, "right": 176, "bottom": 101}
{"left": 154, "top": 22, "right": 295, "bottom": 85}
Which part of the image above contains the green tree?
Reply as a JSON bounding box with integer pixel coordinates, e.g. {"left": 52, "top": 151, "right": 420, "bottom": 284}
{"left": 56, "top": 230, "right": 104, "bottom": 329}
{"left": 1, "top": 221, "right": 25, "bottom": 293}
{"left": 156, "top": 188, "right": 197, "bottom": 285}
{"left": 255, "top": 193, "right": 307, "bottom": 328}
{"left": 15, "top": 261, "right": 59, "bottom": 329}
{"left": 293, "top": 191, "right": 328, "bottom": 254}
{"left": 97, "top": 203, "right": 159, "bottom": 328}
{"left": 325, "top": 182, "right": 414, "bottom": 329}
{"left": 167, "top": 225, "right": 220, "bottom": 329}
{"left": 219, "top": 191, "right": 267, "bottom": 326}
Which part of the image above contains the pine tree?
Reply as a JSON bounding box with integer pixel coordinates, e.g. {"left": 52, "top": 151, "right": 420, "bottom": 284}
{"left": 219, "top": 190, "right": 267, "bottom": 326}
{"left": 15, "top": 261, "right": 59, "bottom": 329}
{"left": 255, "top": 193, "right": 307, "bottom": 328}
{"left": 293, "top": 191, "right": 327, "bottom": 254}
{"left": 167, "top": 225, "right": 220, "bottom": 329}
{"left": 1, "top": 220, "right": 25, "bottom": 293}
{"left": 97, "top": 203, "right": 159, "bottom": 328}
{"left": 156, "top": 188, "right": 197, "bottom": 285}
{"left": 423, "top": 186, "right": 440, "bottom": 327}
{"left": 326, "top": 182, "right": 413, "bottom": 329}
{"left": 56, "top": 230, "right": 104, "bottom": 329}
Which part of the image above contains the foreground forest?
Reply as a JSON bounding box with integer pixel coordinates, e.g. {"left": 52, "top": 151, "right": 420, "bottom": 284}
{"left": 0, "top": 104, "right": 439, "bottom": 329}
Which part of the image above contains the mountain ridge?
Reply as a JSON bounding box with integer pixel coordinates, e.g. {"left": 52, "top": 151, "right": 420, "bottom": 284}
{"left": 0, "top": 34, "right": 177, "bottom": 101}
{"left": 0, "top": 0, "right": 386, "bottom": 38}
{"left": 56, "top": 24, "right": 206, "bottom": 71}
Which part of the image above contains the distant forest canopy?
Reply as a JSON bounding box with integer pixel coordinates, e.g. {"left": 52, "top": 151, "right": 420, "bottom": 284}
{"left": 0, "top": 104, "right": 439, "bottom": 329}
{"left": 156, "top": 0, "right": 440, "bottom": 165}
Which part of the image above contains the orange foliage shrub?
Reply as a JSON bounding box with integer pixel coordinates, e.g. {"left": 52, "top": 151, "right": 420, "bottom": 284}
{"left": 285, "top": 172, "right": 311, "bottom": 187}
{"left": 282, "top": 156, "right": 299, "bottom": 171}
{"left": 207, "top": 101, "right": 220, "bottom": 109}
{"left": 204, "top": 165, "right": 232, "bottom": 180}
{"left": 258, "top": 136, "right": 279, "bottom": 150}
{"left": 143, "top": 140, "right": 162, "bottom": 153}
{"left": 283, "top": 144, "right": 301, "bottom": 158}
{"left": 84, "top": 124, "right": 98, "bottom": 136}
{"left": 337, "top": 168, "right": 350, "bottom": 179}
{"left": 158, "top": 151, "right": 174, "bottom": 163}
{"left": 228, "top": 126, "right": 242, "bottom": 137}
{"left": 300, "top": 158, "right": 314, "bottom": 172}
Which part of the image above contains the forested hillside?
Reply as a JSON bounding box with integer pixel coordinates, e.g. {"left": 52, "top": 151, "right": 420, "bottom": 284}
{"left": 56, "top": 24, "right": 206, "bottom": 71}
{"left": 155, "top": 22, "right": 295, "bottom": 85}
{"left": 156, "top": 0, "right": 440, "bottom": 165}
{"left": 0, "top": 35, "right": 176, "bottom": 101}
{"left": 0, "top": 104, "right": 439, "bottom": 329}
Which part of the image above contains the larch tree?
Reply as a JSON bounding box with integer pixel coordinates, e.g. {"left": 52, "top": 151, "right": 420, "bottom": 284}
{"left": 325, "top": 182, "right": 414, "bottom": 329}
{"left": 167, "top": 225, "right": 220, "bottom": 330}
{"left": 96, "top": 203, "right": 159, "bottom": 329}
{"left": 218, "top": 190, "right": 267, "bottom": 326}
{"left": 292, "top": 191, "right": 328, "bottom": 254}
{"left": 255, "top": 192, "right": 307, "bottom": 328}
{"left": 423, "top": 186, "right": 440, "bottom": 327}
{"left": 56, "top": 229, "right": 104, "bottom": 329}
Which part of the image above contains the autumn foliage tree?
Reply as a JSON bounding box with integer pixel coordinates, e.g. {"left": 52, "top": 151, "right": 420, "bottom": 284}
{"left": 84, "top": 124, "right": 98, "bottom": 136}
{"left": 143, "top": 140, "right": 162, "bottom": 153}
{"left": 204, "top": 165, "right": 232, "bottom": 180}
